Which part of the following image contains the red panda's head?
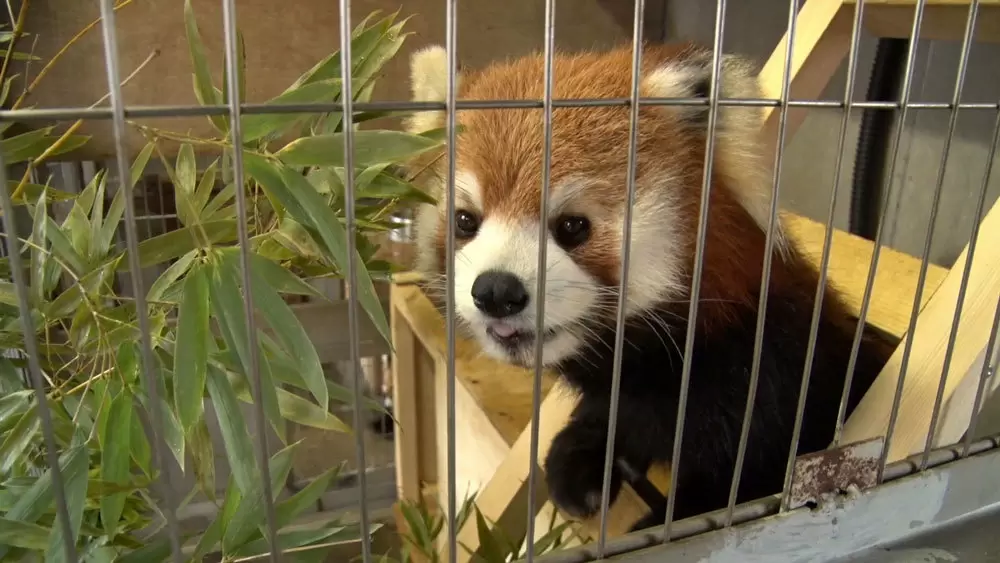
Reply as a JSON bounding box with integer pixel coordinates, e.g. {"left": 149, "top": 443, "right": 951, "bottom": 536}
{"left": 404, "top": 43, "right": 785, "bottom": 369}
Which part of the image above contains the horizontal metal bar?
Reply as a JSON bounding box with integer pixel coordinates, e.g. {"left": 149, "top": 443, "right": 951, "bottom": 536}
{"left": 590, "top": 440, "right": 1000, "bottom": 563}
{"left": 539, "top": 433, "right": 1000, "bottom": 563}
{"left": 2, "top": 100, "right": 999, "bottom": 123}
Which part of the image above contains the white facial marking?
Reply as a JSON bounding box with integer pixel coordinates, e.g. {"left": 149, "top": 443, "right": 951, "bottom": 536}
{"left": 455, "top": 170, "right": 483, "bottom": 210}
{"left": 454, "top": 218, "right": 597, "bottom": 367}
{"left": 618, "top": 180, "right": 688, "bottom": 315}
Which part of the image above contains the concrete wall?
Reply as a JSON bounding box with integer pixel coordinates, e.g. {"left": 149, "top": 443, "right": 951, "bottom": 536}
{"left": 663, "top": 1, "right": 1000, "bottom": 267}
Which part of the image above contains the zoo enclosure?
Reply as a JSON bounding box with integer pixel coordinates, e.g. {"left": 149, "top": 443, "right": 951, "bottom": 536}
{"left": 0, "top": 0, "right": 999, "bottom": 562}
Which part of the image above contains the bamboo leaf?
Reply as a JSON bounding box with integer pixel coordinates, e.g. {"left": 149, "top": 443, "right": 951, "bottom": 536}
{"left": 183, "top": 0, "right": 227, "bottom": 132}
{"left": 0, "top": 49, "right": 41, "bottom": 62}
{"left": 136, "top": 391, "right": 185, "bottom": 470}
{"left": 119, "top": 220, "right": 237, "bottom": 270}
{"left": 43, "top": 261, "right": 116, "bottom": 319}
{"left": 115, "top": 536, "right": 173, "bottom": 563}
{"left": 44, "top": 216, "right": 86, "bottom": 274}
{"left": 174, "top": 261, "right": 209, "bottom": 432}
{"left": 206, "top": 365, "right": 259, "bottom": 495}
{"left": 277, "top": 131, "right": 443, "bottom": 169}
{"left": 0, "top": 403, "right": 38, "bottom": 474}
{"left": 244, "top": 251, "right": 325, "bottom": 298}
{"left": 221, "top": 248, "right": 326, "bottom": 406}
{"left": 0, "top": 128, "right": 88, "bottom": 164}
{"left": 45, "top": 431, "right": 89, "bottom": 563}
{"left": 232, "top": 520, "right": 363, "bottom": 559}
{"left": 222, "top": 442, "right": 298, "bottom": 550}
{"left": 175, "top": 143, "right": 198, "bottom": 227}
{"left": 129, "top": 408, "right": 151, "bottom": 477}
{"left": 0, "top": 518, "right": 51, "bottom": 550}
{"left": 147, "top": 249, "right": 198, "bottom": 304}
{"left": 0, "top": 390, "right": 31, "bottom": 428}
{"left": 130, "top": 141, "right": 156, "bottom": 188}
{"left": 285, "top": 10, "right": 386, "bottom": 92}
{"left": 0, "top": 281, "right": 18, "bottom": 307}
{"left": 243, "top": 154, "right": 390, "bottom": 348}
{"left": 201, "top": 182, "right": 236, "bottom": 221}
{"left": 29, "top": 191, "right": 48, "bottom": 305}
{"left": 473, "top": 507, "right": 510, "bottom": 563}
{"left": 275, "top": 463, "right": 342, "bottom": 527}
{"left": 1, "top": 132, "right": 90, "bottom": 164}
{"left": 117, "top": 341, "right": 139, "bottom": 386}
{"left": 97, "top": 142, "right": 155, "bottom": 256}
{"left": 232, "top": 378, "right": 348, "bottom": 433}
{"left": 530, "top": 521, "right": 572, "bottom": 556}
{"left": 8, "top": 181, "right": 76, "bottom": 205}
{"left": 0, "top": 436, "right": 86, "bottom": 550}
{"left": 0, "top": 127, "right": 52, "bottom": 158}
{"left": 100, "top": 390, "right": 133, "bottom": 537}
{"left": 192, "top": 159, "right": 218, "bottom": 217}
{"left": 187, "top": 417, "right": 217, "bottom": 502}
{"left": 208, "top": 257, "right": 281, "bottom": 427}
{"left": 243, "top": 79, "right": 343, "bottom": 143}
{"left": 194, "top": 472, "right": 242, "bottom": 558}
{"left": 357, "top": 168, "right": 436, "bottom": 205}
{"left": 399, "top": 502, "right": 432, "bottom": 551}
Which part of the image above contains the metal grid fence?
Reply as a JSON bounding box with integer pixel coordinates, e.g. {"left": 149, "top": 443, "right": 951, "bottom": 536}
{"left": 0, "top": 0, "right": 999, "bottom": 562}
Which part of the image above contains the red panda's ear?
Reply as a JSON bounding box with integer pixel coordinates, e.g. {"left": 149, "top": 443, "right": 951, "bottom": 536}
{"left": 644, "top": 49, "right": 788, "bottom": 251}
{"left": 405, "top": 45, "right": 464, "bottom": 135}
{"left": 641, "top": 50, "right": 762, "bottom": 136}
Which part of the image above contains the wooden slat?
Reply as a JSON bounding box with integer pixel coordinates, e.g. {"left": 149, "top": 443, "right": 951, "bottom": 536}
{"left": 840, "top": 199, "right": 1000, "bottom": 461}
{"left": 784, "top": 213, "right": 949, "bottom": 339}
{"left": 758, "top": 0, "right": 854, "bottom": 146}
{"left": 848, "top": 0, "right": 1000, "bottom": 43}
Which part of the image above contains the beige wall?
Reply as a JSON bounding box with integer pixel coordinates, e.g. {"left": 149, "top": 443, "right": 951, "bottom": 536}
{"left": 15, "top": 0, "right": 629, "bottom": 159}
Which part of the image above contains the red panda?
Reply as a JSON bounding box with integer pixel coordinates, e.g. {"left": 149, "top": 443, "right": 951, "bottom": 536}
{"left": 402, "top": 42, "right": 894, "bottom": 529}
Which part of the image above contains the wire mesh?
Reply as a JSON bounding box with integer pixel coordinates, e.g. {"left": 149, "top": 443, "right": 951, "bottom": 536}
{"left": 2, "top": 0, "right": 1000, "bottom": 562}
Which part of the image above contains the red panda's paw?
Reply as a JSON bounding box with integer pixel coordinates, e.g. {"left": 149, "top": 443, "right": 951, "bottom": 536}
{"left": 544, "top": 423, "right": 623, "bottom": 520}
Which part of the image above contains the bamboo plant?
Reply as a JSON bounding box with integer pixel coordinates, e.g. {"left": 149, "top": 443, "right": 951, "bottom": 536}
{"left": 0, "top": 3, "right": 441, "bottom": 561}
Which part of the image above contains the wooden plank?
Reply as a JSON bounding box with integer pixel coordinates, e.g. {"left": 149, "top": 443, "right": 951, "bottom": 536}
{"left": 840, "top": 200, "right": 1000, "bottom": 461}
{"left": 847, "top": 0, "right": 1000, "bottom": 43}
{"left": 784, "top": 213, "right": 949, "bottom": 339}
{"left": 440, "top": 380, "right": 656, "bottom": 563}
{"left": 757, "top": 0, "right": 854, "bottom": 146}
{"left": 392, "top": 290, "right": 423, "bottom": 502}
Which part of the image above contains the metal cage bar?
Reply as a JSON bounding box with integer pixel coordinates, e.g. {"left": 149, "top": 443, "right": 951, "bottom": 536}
{"left": 220, "top": 0, "right": 282, "bottom": 559}
{"left": 524, "top": 0, "right": 557, "bottom": 559}
{"left": 783, "top": 0, "right": 868, "bottom": 511}
{"left": 444, "top": 0, "right": 460, "bottom": 561}
{"left": 2, "top": 100, "right": 1000, "bottom": 124}
{"left": 337, "top": 0, "right": 375, "bottom": 560}
{"left": 725, "top": 0, "right": 800, "bottom": 528}
{"left": 662, "top": 0, "right": 728, "bottom": 542}
{"left": 596, "top": 0, "right": 646, "bottom": 553}
{"left": 0, "top": 156, "right": 79, "bottom": 563}
{"left": 96, "top": 1, "right": 185, "bottom": 560}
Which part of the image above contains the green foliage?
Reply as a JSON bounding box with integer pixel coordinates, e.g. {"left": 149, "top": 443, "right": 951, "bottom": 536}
{"left": 387, "top": 491, "right": 577, "bottom": 563}
{"left": 0, "top": 6, "right": 438, "bottom": 562}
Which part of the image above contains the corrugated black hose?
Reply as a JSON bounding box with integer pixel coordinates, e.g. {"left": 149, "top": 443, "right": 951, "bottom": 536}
{"left": 849, "top": 38, "right": 910, "bottom": 240}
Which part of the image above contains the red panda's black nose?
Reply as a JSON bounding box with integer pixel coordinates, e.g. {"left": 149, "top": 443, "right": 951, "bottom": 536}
{"left": 471, "top": 270, "right": 529, "bottom": 318}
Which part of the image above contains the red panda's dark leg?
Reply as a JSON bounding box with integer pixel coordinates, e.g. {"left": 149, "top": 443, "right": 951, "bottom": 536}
{"left": 544, "top": 394, "right": 657, "bottom": 519}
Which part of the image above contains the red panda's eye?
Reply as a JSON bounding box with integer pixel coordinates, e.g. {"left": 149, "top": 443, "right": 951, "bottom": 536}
{"left": 455, "top": 210, "right": 480, "bottom": 238}
{"left": 553, "top": 215, "right": 590, "bottom": 249}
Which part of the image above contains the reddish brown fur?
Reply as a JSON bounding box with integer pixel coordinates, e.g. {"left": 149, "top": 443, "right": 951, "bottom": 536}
{"left": 428, "top": 42, "right": 811, "bottom": 335}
